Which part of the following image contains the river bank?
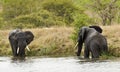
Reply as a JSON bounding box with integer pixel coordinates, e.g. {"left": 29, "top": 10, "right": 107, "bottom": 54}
{"left": 0, "top": 25, "right": 120, "bottom": 57}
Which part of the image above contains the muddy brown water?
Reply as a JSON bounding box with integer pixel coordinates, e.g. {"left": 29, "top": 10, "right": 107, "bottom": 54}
{"left": 0, "top": 57, "right": 120, "bottom": 72}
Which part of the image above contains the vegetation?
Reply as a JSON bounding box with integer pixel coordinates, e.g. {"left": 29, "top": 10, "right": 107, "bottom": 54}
{"left": 89, "top": 0, "right": 120, "bottom": 25}
{"left": 102, "top": 25, "right": 120, "bottom": 57}
{"left": 0, "top": 0, "right": 83, "bottom": 28}
{"left": 0, "top": 25, "right": 120, "bottom": 57}
{"left": 0, "top": 27, "right": 75, "bottom": 56}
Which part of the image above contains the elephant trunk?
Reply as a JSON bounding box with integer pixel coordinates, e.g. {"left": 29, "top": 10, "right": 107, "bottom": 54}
{"left": 17, "top": 46, "right": 30, "bottom": 54}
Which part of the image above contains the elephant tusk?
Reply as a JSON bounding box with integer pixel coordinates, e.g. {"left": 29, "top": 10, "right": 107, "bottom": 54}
{"left": 26, "top": 46, "right": 30, "bottom": 51}
{"left": 17, "top": 47, "right": 19, "bottom": 54}
{"left": 74, "top": 42, "right": 78, "bottom": 49}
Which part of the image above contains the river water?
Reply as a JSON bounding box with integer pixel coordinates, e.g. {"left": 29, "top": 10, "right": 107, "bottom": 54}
{"left": 0, "top": 56, "right": 120, "bottom": 72}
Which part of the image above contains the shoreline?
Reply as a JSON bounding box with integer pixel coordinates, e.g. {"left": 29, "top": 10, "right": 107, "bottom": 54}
{"left": 0, "top": 25, "right": 120, "bottom": 58}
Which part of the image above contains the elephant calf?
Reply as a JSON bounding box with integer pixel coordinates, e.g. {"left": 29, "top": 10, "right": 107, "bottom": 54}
{"left": 8, "top": 29, "right": 34, "bottom": 57}
{"left": 77, "top": 26, "right": 108, "bottom": 58}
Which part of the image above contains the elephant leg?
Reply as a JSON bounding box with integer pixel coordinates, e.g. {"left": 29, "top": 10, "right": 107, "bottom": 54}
{"left": 77, "top": 42, "right": 83, "bottom": 56}
{"left": 9, "top": 38, "right": 18, "bottom": 57}
{"left": 90, "top": 44, "right": 100, "bottom": 58}
{"left": 91, "top": 49, "right": 99, "bottom": 58}
{"left": 84, "top": 47, "right": 90, "bottom": 58}
{"left": 77, "top": 47, "right": 81, "bottom": 56}
{"left": 88, "top": 40, "right": 100, "bottom": 58}
{"left": 18, "top": 48, "right": 25, "bottom": 57}
{"left": 13, "top": 45, "right": 18, "bottom": 57}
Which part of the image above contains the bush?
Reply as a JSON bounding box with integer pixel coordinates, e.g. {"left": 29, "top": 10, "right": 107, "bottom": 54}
{"left": 11, "top": 10, "right": 67, "bottom": 28}
{"left": 2, "top": 0, "right": 42, "bottom": 21}
{"left": 71, "top": 13, "right": 94, "bottom": 42}
{"left": 1, "top": 0, "right": 79, "bottom": 28}
{"left": 42, "top": 0, "right": 78, "bottom": 25}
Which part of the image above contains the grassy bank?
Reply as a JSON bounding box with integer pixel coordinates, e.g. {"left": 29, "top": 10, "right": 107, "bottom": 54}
{"left": 0, "top": 25, "right": 120, "bottom": 57}
{"left": 102, "top": 25, "right": 120, "bottom": 57}
{"left": 0, "top": 27, "right": 75, "bottom": 56}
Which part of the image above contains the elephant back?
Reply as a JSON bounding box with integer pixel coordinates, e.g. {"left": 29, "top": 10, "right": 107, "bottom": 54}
{"left": 84, "top": 28, "right": 98, "bottom": 42}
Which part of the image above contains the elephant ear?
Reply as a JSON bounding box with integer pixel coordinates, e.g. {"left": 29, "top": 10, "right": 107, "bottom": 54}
{"left": 89, "top": 25, "right": 102, "bottom": 33}
{"left": 24, "top": 31, "right": 34, "bottom": 45}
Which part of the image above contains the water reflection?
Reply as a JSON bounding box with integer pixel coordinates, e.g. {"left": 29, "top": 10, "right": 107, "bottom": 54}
{"left": 0, "top": 56, "right": 120, "bottom": 72}
{"left": 77, "top": 58, "right": 109, "bottom": 64}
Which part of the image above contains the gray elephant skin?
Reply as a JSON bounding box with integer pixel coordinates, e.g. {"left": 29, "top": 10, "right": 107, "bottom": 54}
{"left": 77, "top": 26, "right": 108, "bottom": 58}
{"left": 9, "top": 29, "right": 34, "bottom": 57}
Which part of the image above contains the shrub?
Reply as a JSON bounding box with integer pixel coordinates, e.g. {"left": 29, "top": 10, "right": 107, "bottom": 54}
{"left": 71, "top": 13, "right": 94, "bottom": 42}
{"left": 42, "top": 0, "right": 78, "bottom": 25}
{"left": 2, "top": 0, "right": 79, "bottom": 28}
{"left": 2, "top": 0, "right": 42, "bottom": 21}
{"left": 11, "top": 10, "right": 67, "bottom": 28}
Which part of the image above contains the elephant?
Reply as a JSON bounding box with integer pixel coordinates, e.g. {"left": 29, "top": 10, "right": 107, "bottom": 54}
{"left": 76, "top": 26, "right": 108, "bottom": 58}
{"left": 8, "top": 29, "right": 34, "bottom": 57}
{"left": 89, "top": 25, "right": 102, "bottom": 33}
{"left": 74, "top": 25, "right": 102, "bottom": 49}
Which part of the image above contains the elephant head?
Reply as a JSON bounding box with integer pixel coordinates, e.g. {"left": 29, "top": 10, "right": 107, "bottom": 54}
{"left": 77, "top": 27, "right": 108, "bottom": 58}
{"left": 9, "top": 29, "right": 34, "bottom": 57}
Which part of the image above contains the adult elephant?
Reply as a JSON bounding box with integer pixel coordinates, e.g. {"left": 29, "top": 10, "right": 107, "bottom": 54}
{"left": 9, "top": 29, "right": 34, "bottom": 57}
{"left": 74, "top": 25, "right": 102, "bottom": 49}
{"left": 76, "top": 27, "right": 108, "bottom": 58}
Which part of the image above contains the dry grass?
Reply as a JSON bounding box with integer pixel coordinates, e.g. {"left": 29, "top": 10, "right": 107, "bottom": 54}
{"left": 0, "top": 30, "right": 11, "bottom": 56}
{"left": 102, "top": 25, "right": 120, "bottom": 57}
{"left": 25, "top": 27, "right": 74, "bottom": 56}
{"left": 0, "top": 25, "right": 120, "bottom": 57}
{"left": 0, "top": 27, "right": 75, "bottom": 56}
